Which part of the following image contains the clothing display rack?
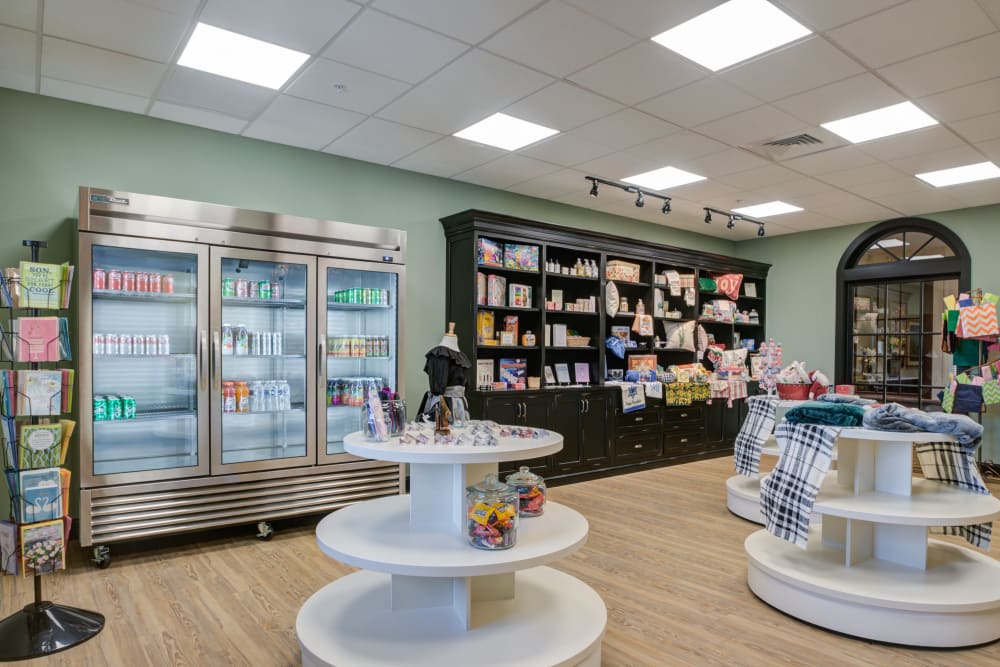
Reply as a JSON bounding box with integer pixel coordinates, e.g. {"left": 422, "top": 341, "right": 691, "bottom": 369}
{"left": 0, "top": 240, "right": 104, "bottom": 661}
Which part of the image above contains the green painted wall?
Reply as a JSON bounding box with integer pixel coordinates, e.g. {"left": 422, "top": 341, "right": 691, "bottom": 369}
{"left": 736, "top": 204, "right": 1000, "bottom": 461}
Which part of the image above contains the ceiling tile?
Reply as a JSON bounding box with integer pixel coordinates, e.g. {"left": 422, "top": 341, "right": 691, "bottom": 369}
{"left": 243, "top": 95, "right": 364, "bottom": 150}
{"left": 561, "top": 0, "right": 723, "bottom": 38}
{"left": 776, "top": 0, "right": 906, "bottom": 31}
{"left": 376, "top": 49, "right": 552, "bottom": 134}
{"left": 856, "top": 125, "right": 964, "bottom": 162}
{"left": 579, "top": 131, "right": 726, "bottom": 179}
{"left": 454, "top": 154, "right": 561, "bottom": 188}
{"left": 371, "top": 0, "right": 539, "bottom": 44}
{"left": 695, "top": 105, "right": 807, "bottom": 147}
{"left": 773, "top": 73, "right": 904, "bottom": 126}
{"left": 506, "top": 168, "right": 589, "bottom": 198}
{"left": 948, "top": 179, "right": 1000, "bottom": 207}
{"left": 818, "top": 162, "right": 909, "bottom": 188}
{"left": 887, "top": 145, "right": 988, "bottom": 174}
{"left": 683, "top": 148, "right": 771, "bottom": 178}
{"left": 665, "top": 179, "right": 742, "bottom": 202}
{"left": 783, "top": 146, "right": 878, "bottom": 176}
{"left": 42, "top": 37, "right": 166, "bottom": 97}
{"left": 716, "top": 164, "right": 801, "bottom": 189}
{"left": 392, "top": 137, "right": 506, "bottom": 177}
{"left": 569, "top": 41, "right": 705, "bottom": 106}
{"left": 0, "top": 25, "right": 36, "bottom": 93}
{"left": 952, "top": 111, "right": 1000, "bottom": 143}
{"left": 324, "top": 118, "right": 441, "bottom": 165}
{"left": 43, "top": 0, "right": 189, "bottom": 63}
{"left": 124, "top": 0, "right": 200, "bottom": 16}
{"left": 753, "top": 176, "right": 837, "bottom": 199}
{"left": 721, "top": 37, "right": 864, "bottom": 102}
{"left": 980, "top": 138, "right": 1000, "bottom": 161}
{"left": 637, "top": 77, "right": 760, "bottom": 128}
{"left": 918, "top": 78, "right": 1000, "bottom": 122}
{"left": 503, "top": 81, "right": 623, "bottom": 131}
{"left": 845, "top": 175, "right": 932, "bottom": 199}
{"left": 869, "top": 187, "right": 962, "bottom": 215}
{"left": 325, "top": 10, "right": 467, "bottom": 85}
{"left": 148, "top": 101, "right": 248, "bottom": 134}
{"left": 570, "top": 109, "right": 680, "bottom": 151}
{"left": 482, "top": 1, "right": 635, "bottom": 78}
{"left": 40, "top": 77, "right": 149, "bottom": 113}
{"left": 158, "top": 67, "right": 275, "bottom": 119}
{"left": 828, "top": 0, "right": 993, "bottom": 69}
{"left": 878, "top": 33, "right": 1000, "bottom": 98}
{"left": 286, "top": 58, "right": 409, "bottom": 115}
{"left": 517, "top": 132, "right": 615, "bottom": 166}
{"left": 0, "top": 0, "right": 37, "bottom": 30}
{"left": 200, "top": 0, "right": 359, "bottom": 53}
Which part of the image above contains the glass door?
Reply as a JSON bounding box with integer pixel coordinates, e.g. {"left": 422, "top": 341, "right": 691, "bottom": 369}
{"left": 80, "top": 234, "right": 209, "bottom": 487}
{"left": 318, "top": 259, "right": 404, "bottom": 464}
{"left": 210, "top": 248, "right": 316, "bottom": 473}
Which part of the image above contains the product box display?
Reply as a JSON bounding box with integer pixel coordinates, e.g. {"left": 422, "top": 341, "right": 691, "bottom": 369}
{"left": 476, "top": 272, "right": 486, "bottom": 306}
{"left": 476, "top": 237, "right": 503, "bottom": 267}
{"left": 487, "top": 274, "right": 506, "bottom": 307}
{"left": 508, "top": 283, "right": 532, "bottom": 308}
{"left": 503, "top": 244, "right": 539, "bottom": 272}
{"left": 477, "top": 311, "right": 495, "bottom": 345}
{"left": 606, "top": 260, "right": 641, "bottom": 283}
{"left": 499, "top": 358, "right": 527, "bottom": 387}
{"left": 504, "top": 315, "right": 519, "bottom": 342}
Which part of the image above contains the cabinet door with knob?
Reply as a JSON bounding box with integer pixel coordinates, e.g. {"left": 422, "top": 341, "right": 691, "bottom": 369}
{"left": 578, "top": 393, "right": 610, "bottom": 467}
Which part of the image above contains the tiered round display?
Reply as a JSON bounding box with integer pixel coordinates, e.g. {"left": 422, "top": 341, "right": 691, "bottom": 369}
{"left": 296, "top": 425, "right": 607, "bottom": 667}
{"left": 745, "top": 428, "right": 1000, "bottom": 647}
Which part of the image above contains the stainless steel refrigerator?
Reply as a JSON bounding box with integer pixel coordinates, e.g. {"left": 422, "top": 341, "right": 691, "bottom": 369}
{"left": 77, "top": 187, "right": 405, "bottom": 561}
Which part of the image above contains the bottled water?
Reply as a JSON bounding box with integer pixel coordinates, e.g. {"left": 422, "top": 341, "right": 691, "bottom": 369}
{"left": 279, "top": 381, "right": 291, "bottom": 411}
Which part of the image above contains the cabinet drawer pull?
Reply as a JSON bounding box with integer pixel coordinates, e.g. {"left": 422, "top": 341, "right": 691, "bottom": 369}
{"left": 634, "top": 416, "right": 643, "bottom": 422}
{"left": 680, "top": 438, "right": 689, "bottom": 443}
{"left": 680, "top": 413, "right": 688, "bottom": 418}
{"left": 634, "top": 444, "right": 642, "bottom": 449}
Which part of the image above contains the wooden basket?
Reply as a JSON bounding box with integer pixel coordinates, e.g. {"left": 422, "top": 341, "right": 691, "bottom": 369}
{"left": 567, "top": 336, "right": 592, "bottom": 347}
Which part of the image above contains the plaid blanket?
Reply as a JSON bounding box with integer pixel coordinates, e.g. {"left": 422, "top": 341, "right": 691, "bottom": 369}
{"left": 733, "top": 395, "right": 777, "bottom": 478}
{"left": 760, "top": 422, "right": 837, "bottom": 548}
{"left": 915, "top": 441, "right": 992, "bottom": 550}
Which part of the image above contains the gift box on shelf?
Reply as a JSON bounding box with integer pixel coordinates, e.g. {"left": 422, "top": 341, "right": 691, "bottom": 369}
{"left": 606, "top": 260, "right": 641, "bottom": 283}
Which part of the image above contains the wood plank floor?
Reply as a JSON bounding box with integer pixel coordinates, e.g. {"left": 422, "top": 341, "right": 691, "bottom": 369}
{"left": 3, "top": 456, "right": 999, "bottom": 666}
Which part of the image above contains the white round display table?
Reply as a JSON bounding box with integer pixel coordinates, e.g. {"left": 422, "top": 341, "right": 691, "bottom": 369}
{"left": 746, "top": 428, "right": 1000, "bottom": 647}
{"left": 296, "top": 426, "right": 606, "bottom": 666}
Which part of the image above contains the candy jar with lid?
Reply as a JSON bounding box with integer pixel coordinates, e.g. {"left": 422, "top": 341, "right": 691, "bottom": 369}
{"left": 505, "top": 466, "right": 546, "bottom": 517}
{"left": 466, "top": 473, "right": 518, "bottom": 550}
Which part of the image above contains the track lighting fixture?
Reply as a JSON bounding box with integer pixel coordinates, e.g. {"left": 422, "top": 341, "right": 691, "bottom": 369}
{"left": 704, "top": 210, "right": 712, "bottom": 224}
{"left": 703, "top": 206, "right": 769, "bottom": 237}
{"left": 584, "top": 176, "right": 671, "bottom": 216}
{"left": 726, "top": 215, "right": 736, "bottom": 229}
{"left": 758, "top": 224, "right": 766, "bottom": 237}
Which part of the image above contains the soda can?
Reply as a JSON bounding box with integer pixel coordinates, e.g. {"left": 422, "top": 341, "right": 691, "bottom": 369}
{"left": 93, "top": 269, "right": 107, "bottom": 290}
{"left": 119, "top": 334, "right": 133, "bottom": 355}
{"left": 273, "top": 332, "right": 283, "bottom": 356}
{"left": 262, "top": 331, "right": 272, "bottom": 356}
{"left": 249, "top": 280, "right": 259, "bottom": 299}
{"left": 381, "top": 289, "right": 389, "bottom": 305}
{"left": 108, "top": 269, "right": 122, "bottom": 291}
{"left": 149, "top": 272, "right": 162, "bottom": 293}
{"left": 132, "top": 335, "right": 145, "bottom": 355}
{"left": 106, "top": 333, "right": 119, "bottom": 354}
{"left": 136, "top": 272, "right": 149, "bottom": 292}
{"left": 235, "top": 279, "right": 249, "bottom": 298}
{"left": 250, "top": 331, "right": 261, "bottom": 356}
{"left": 158, "top": 334, "right": 170, "bottom": 356}
{"left": 258, "top": 280, "right": 271, "bottom": 300}
{"left": 222, "top": 277, "right": 236, "bottom": 298}
{"left": 107, "top": 395, "right": 123, "bottom": 421}
{"left": 146, "top": 334, "right": 158, "bottom": 355}
{"left": 162, "top": 274, "right": 175, "bottom": 293}
{"left": 121, "top": 395, "right": 137, "bottom": 419}
{"left": 93, "top": 396, "right": 107, "bottom": 421}
{"left": 123, "top": 271, "right": 136, "bottom": 292}
{"left": 93, "top": 333, "right": 105, "bottom": 355}
{"left": 270, "top": 282, "right": 281, "bottom": 300}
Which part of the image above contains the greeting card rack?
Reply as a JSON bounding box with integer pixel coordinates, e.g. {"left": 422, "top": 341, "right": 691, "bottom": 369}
{"left": 0, "top": 240, "right": 104, "bottom": 661}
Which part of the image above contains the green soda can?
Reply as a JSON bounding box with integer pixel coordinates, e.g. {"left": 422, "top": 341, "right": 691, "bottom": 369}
{"left": 93, "top": 396, "right": 107, "bottom": 422}
{"left": 222, "top": 277, "right": 236, "bottom": 297}
{"left": 107, "top": 395, "right": 123, "bottom": 420}
{"left": 258, "top": 280, "right": 271, "bottom": 300}
{"left": 122, "top": 395, "right": 137, "bottom": 419}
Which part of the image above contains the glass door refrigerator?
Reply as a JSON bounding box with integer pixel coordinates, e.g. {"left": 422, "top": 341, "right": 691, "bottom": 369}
{"left": 318, "top": 259, "right": 404, "bottom": 464}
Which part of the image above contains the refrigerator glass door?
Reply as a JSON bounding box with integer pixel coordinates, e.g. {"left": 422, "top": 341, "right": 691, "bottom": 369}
{"left": 318, "top": 260, "right": 403, "bottom": 463}
{"left": 211, "top": 249, "right": 316, "bottom": 473}
{"left": 82, "top": 236, "right": 210, "bottom": 486}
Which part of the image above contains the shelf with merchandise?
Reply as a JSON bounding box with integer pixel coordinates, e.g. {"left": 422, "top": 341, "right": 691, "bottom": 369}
{"left": 93, "top": 289, "right": 193, "bottom": 303}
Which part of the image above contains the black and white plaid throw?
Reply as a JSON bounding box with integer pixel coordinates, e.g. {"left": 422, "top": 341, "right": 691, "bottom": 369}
{"left": 915, "top": 441, "right": 992, "bottom": 550}
{"left": 760, "top": 422, "right": 837, "bottom": 549}
{"left": 734, "top": 395, "right": 778, "bottom": 478}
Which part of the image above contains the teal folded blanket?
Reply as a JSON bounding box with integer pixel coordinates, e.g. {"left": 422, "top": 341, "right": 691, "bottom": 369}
{"left": 784, "top": 401, "right": 865, "bottom": 427}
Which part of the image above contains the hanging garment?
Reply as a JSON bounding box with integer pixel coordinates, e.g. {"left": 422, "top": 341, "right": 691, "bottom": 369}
{"left": 914, "top": 442, "right": 992, "bottom": 550}
{"left": 760, "top": 422, "right": 837, "bottom": 549}
{"left": 733, "top": 395, "right": 777, "bottom": 478}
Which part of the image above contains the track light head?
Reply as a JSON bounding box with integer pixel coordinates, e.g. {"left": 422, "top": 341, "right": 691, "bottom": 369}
{"left": 704, "top": 210, "right": 712, "bottom": 224}
{"left": 726, "top": 215, "right": 736, "bottom": 230}
{"left": 758, "top": 224, "right": 766, "bottom": 238}
{"left": 589, "top": 180, "right": 598, "bottom": 197}
{"left": 635, "top": 190, "right": 644, "bottom": 208}
{"left": 661, "top": 199, "right": 671, "bottom": 214}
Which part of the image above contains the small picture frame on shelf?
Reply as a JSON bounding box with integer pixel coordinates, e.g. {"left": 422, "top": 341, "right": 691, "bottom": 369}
{"left": 574, "top": 363, "right": 590, "bottom": 385}
{"left": 743, "top": 283, "right": 757, "bottom": 298}
{"left": 499, "top": 331, "right": 516, "bottom": 346}
{"left": 544, "top": 366, "right": 556, "bottom": 386}
{"left": 749, "top": 354, "right": 764, "bottom": 379}
{"left": 555, "top": 363, "right": 571, "bottom": 385}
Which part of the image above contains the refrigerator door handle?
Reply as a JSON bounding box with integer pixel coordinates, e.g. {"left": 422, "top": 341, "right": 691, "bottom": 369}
{"left": 317, "top": 341, "right": 324, "bottom": 380}
{"left": 212, "top": 330, "right": 221, "bottom": 392}
{"left": 199, "top": 330, "right": 208, "bottom": 390}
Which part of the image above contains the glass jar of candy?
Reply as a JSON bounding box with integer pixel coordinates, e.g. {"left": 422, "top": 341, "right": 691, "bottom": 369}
{"left": 505, "top": 466, "right": 546, "bottom": 517}
{"left": 466, "top": 473, "right": 518, "bottom": 550}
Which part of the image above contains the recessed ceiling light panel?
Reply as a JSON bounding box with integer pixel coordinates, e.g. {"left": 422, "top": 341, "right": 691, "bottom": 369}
{"left": 915, "top": 161, "right": 1000, "bottom": 187}
{"left": 622, "top": 166, "right": 705, "bottom": 190}
{"left": 732, "top": 201, "right": 802, "bottom": 217}
{"left": 178, "top": 23, "right": 310, "bottom": 90}
{"left": 821, "top": 101, "right": 937, "bottom": 144}
{"left": 651, "top": 0, "right": 811, "bottom": 71}
{"left": 453, "top": 113, "right": 558, "bottom": 151}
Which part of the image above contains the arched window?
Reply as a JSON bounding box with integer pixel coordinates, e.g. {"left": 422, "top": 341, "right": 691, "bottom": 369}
{"left": 836, "top": 218, "right": 971, "bottom": 409}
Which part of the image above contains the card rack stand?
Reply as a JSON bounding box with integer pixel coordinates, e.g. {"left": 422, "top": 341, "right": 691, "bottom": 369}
{"left": 0, "top": 240, "right": 104, "bottom": 661}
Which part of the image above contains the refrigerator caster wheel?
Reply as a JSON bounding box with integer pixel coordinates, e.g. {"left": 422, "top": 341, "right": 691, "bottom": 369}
{"left": 92, "top": 546, "right": 111, "bottom": 569}
{"left": 256, "top": 522, "right": 274, "bottom": 541}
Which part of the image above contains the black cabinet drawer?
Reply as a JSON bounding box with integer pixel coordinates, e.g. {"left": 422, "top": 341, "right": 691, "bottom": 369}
{"left": 663, "top": 406, "right": 703, "bottom": 423}
{"left": 663, "top": 432, "right": 704, "bottom": 456}
{"left": 615, "top": 431, "right": 663, "bottom": 460}
{"left": 662, "top": 421, "right": 705, "bottom": 436}
{"left": 615, "top": 408, "right": 660, "bottom": 429}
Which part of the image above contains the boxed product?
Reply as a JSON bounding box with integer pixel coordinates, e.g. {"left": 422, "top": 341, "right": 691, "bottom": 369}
{"left": 476, "top": 272, "right": 487, "bottom": 306}
{"left": 503, "top": 244, "right": 539, "bottom": 272}
{"left": 606, "top": 260, "right": 641, "bottom": 283}
{"left": 487, "top": 275, "right": 506, "bottom": 307}
{"left": 499, "top": 358, "right": 527, "bottom": 387}
{"left": 628, "top": 355, "right": 657, "bottom": 372}
{"left": 477, "top": 237, "right": 503, "bottom": 267}
{"left": 509, "top": 284, "right": 532, "bottom": 308}
{"left": 477, "top": 311, "right": 495, "bottom": 345}
{"left": 476, "top": 359, "right": 494, "bottom": 390}
{"left": 504, "top": 315, "right": 519, "bottom": 342}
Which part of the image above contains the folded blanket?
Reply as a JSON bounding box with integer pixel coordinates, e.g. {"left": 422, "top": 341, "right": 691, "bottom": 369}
{"left": 862, "top": 402, "right": 983, "bottom": 449}
{"left": 817, "top": 393, "right": 875, "bottom": 406}
{"left": 784, "top": 401, "right": 866, "bottom": 427}
{"left": 733, "top": 395, "right": 777, "bottom": 478}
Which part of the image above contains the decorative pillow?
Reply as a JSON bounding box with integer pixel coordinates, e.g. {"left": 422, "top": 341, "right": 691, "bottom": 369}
{"left": 714, "top": 274, "right": 743, "bottom": 301}
{"left": 663, "top": 320, "right": 696, "bottom": 351}
{"left": 698, "top": 277, "right": 717, "bottom": 292}
{"left": 606, "top": 281, "right": 619, "bottom": 318}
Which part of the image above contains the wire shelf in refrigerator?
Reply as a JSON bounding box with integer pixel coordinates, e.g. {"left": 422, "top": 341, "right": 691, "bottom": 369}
{"left": 93, "top": 289, "right": 195, "bottom": 303}
{"left": 222, "top": 297, "right": 305, "bottom": 309}
{"left": 93, "top": 409, "right": 197, "bottom": 425}
{"left": 327, "top": 303, "right": 392, "bottom": 310}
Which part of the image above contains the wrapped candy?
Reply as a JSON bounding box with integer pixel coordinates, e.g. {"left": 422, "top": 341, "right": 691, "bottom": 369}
{"left": 505, "top": 466, "right": 546, "bottom": 517}
{"left": 466, "top": 474, "right": 518, "bottom": 550}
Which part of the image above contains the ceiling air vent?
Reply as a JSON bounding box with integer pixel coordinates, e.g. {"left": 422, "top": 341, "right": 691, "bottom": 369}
{"left": 762, "top": 133, "right": 823, "bottom": 147}
{"left": 741, "top": 127, "right": 846, "bottom": 162}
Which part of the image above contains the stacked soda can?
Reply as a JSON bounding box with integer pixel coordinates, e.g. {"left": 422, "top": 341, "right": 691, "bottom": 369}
{"left": 222, "top": 277, "right": 284, "bottom": 301}
{"left": 94, "top": 268, "right": 174, "bottom": 293}
{"left": 94, "top": 333, "right": 170, "bottom": 355}
{"left": 92, "top": 394, "right": 137, "bottom": 421}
